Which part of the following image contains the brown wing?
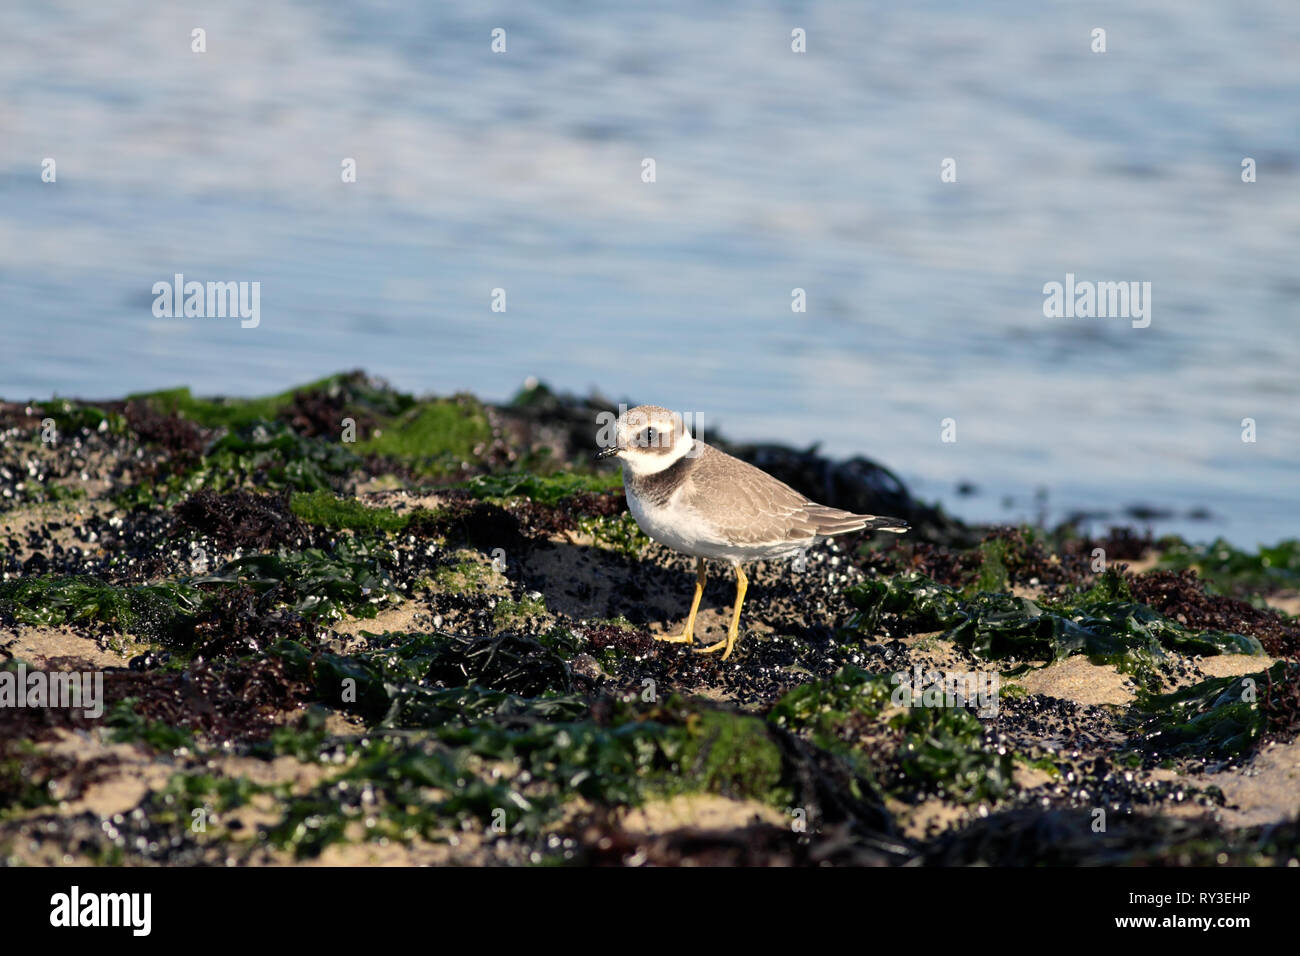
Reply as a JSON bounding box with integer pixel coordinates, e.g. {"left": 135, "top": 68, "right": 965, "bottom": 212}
{"left": 683, "top": 444, "right": 908, "bottom": 544}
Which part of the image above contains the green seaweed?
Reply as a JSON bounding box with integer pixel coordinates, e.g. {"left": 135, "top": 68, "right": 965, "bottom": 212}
{"left": 115, "top": 419, "right": 363, "bottom": 508}
{"left": 271, "top": 629, "right": 579, "bottom": 718}
{"left": 258, "top": 699, "right": 792, "bottom": 858}
{"left": 355, "top": 398, "right": 492, "bottom": 475}
{"left": 1157, "top": 537, "right": 1300, "bottom": 599}
{"left": 0, "top": 744, "right": 60, "bottom": 815}
{"left": 1071, "top": 565, "right": 1134, "bottom": 604}
{"left": 972, "top": 537, "right": 1010, "bottom": 594}
{"left": 106, "top": 699, "right": 197, "bottom": 754}
{"left": 493, "top": 595, "right": 548, "bottom": 629}
{"left": 466, "top": 471, "right": 622, "bottom": 506}
{"left": 0, "top": 575, "right": 202, "bottom": 642}
{"left": 770, "top": 667, "right": 1015, "bottom": 804}
{"left": 127, "top": 385, "right": 299, "bottom": 431}
{"left": 289, "top": 490, "right": 413, "bottom": 534}
{"left": 127, "top": 374, "right": 420, "bottom": 437}
{"left": 432, "top": 558, "right": 502, "bottom": 596}
{"left": 578, "top": 513, "right": 648, "bottom": 555}
{"left": 1131, "top": 660, "right": 1295, "bottom": 760}
{"left": 678, "top": 709, "right": 785, "bottom": 798}
{"left": 252, "top": 636, "right": 795, "bottom": 857}
{"left": 192, "top": 421, "right": 361, "bottom": 493}
{"left": 39, "top": 398, "right": 130, "bottom": 438}
{"left": 193, "top": 538, "right": 404, "bottom": 620}
{"left": 847, "top": 573, "right": 1263, "bottom": 683}
{"left": 160, "top": 770, "right": 266, "bottom": 813}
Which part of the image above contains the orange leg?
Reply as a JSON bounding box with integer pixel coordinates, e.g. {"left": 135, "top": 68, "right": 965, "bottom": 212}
{"left": 694, "top": 564, "right": 748, "bottom": 659}
{"left": 655, "top": 557, "right": 706, "bottom": 644}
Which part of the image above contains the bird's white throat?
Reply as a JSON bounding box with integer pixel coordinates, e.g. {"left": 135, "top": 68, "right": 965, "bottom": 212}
{"left": 620, "top": 437, "right": 696, "bottom": 476}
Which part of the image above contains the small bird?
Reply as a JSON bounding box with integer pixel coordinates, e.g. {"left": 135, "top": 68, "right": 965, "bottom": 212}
{"left": 597, "top": 405, "right": 909, "bottom": 660}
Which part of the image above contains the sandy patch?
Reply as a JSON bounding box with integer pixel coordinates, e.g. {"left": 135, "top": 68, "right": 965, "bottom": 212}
{"left": 0, "top": 625, "right": 145, "bottom": 669}
{"left": 1265, "top": 592, "right": 1300, "bottom": 617}
{"left": 890, "top": 796, "right": 974, "bottom": 841}
{"left": 0, "top": 499, "right": 115, "bottom": 561}
{"left": 356, "top": 489, "right": 452, "bottom": 514}
{"left": 1195, "top": 654, "right": 1275, "bottom": 679}
{"left": 1123, "top": 554, "right": 1163, "bottom": 574}
{"left": 1013, "top": 763, "right": 1056, "bottom": 790}
{"left": 518, "top": 538, "right": 660, "bottom": 622}
{"left": 1205, "top": 738, "right": 1300, "bottom": 828}
{"left": 1155, "top": 738, "right": 1300, "bottom": 829}
{"left": 300, "top": 828, "right": 535, "bottom": 866}
{"left": 686, "top": 684, "right": 742, "bottom": 705}
{"left": 42, "top": 729, "right": 178, "bottom": 818}
{"left": 619, "top": 794, "right": 787, "bottom": 834}
{"left": 330, "top": 602, "right": 433, "bottom": 640}
{"left": 647, "top": 609, "right": 774, "bottom": 648}
{"left": 1016, "top": 655, "right": 1137, "bottom": 707}
{"left": 896, "top": 631, "right": 979, "bottom": 675}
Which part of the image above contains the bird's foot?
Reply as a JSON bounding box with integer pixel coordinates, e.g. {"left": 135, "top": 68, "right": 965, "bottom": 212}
{"left": 693, "top": 632, "right": 739, "bottom": 659}
{"left": 654, "top": 630, "right": 695, "bottom": 645}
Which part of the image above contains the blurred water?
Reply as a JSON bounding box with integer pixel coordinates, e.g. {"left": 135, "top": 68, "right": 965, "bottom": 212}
{"left": 1, "top": 1, "right": 1297, "bottom": 546}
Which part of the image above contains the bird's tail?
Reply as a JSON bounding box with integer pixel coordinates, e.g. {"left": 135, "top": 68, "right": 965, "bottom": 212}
{"left": 808, "top": 505, "right": 910, "bottom": 536}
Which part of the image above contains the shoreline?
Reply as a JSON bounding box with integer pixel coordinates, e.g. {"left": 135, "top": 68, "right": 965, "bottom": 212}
{"left": 1, "top": 371, "right": 1297, "bottom": 866}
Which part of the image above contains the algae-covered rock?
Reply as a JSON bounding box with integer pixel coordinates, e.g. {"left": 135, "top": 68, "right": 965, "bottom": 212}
{"left": 1, "top": 374, "right": 1296, "bottom": 866}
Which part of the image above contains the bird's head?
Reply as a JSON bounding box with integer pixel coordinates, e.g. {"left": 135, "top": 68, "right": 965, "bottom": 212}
{"left": 596, "top": 404, "right": 694, "bottom": 476}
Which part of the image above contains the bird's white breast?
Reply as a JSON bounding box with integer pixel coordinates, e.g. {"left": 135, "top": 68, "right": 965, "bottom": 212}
{"left": 624, "top": 477, "right": 725, "bottom": 555}
{"left": 624, "top": 474, "right": 805, "bottom": 564}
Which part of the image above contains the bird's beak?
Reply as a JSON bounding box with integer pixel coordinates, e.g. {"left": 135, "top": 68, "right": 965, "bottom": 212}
{"left": 595, "top": 445, "right": 620, "bottom": 461}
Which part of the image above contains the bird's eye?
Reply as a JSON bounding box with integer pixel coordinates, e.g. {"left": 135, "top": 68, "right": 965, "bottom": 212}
{"left": 640, "top": 427, "right": 656, "bottom": 446}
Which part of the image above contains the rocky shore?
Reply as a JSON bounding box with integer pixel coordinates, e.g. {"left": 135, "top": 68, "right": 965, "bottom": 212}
{"left": 1, "top": 371, "right": 1297, "bottom": 866}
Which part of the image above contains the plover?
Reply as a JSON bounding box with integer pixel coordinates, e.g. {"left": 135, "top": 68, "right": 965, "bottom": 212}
{"left": 597, "top": 405, "right": 909, "bottom": 660}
